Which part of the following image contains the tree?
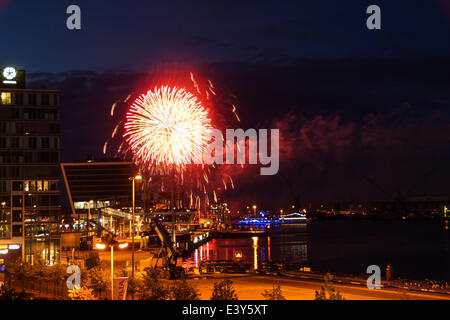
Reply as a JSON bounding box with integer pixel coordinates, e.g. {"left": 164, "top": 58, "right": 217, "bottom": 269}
{"left": 315, "top": 273, "right": 345, "bottom": 300}
{"left": 139, "top": 267, "right": 169, "bottom": 300}
{"left": 210, "top": 279, "right": 238, "bottom": 300}
{"left": 261, "top": 284, "right": 286, "bottom": 300}
{"left": 169, "top": 279, "right": 201, "bottom": 300}
{"left": 68, "top": 286, "right": 98, "bottom": 300}
{"left": 84, "top": 264, "right": 109, "bottom": 293}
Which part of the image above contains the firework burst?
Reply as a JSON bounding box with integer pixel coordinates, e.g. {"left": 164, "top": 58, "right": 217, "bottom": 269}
{"left": 124, "top": 86, "right": 212, "bottom": 167}
{"left": 106, "top": 72, "right": 241, "bottom": 209}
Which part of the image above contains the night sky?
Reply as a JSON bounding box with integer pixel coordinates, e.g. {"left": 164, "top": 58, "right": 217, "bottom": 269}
{"left": 1, "top": 1, "right": 450, "bottom": 210}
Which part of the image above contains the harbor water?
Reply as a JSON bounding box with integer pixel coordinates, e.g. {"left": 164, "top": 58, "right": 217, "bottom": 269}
{"left": 187, "top": 220, "right": 450, "bottom": 282}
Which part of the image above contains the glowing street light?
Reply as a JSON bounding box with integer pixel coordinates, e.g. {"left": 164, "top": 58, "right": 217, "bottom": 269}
{"left": 95, "top": 243, "right": 106, "bottom": 250}
{"left": 94, "top": 240, "right": 129, "bottom": 300}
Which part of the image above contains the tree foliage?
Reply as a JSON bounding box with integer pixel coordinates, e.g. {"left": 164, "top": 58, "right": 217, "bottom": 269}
{"left": 83, "top": 263, "right": 110, "bottom": 292}
{"left": 210, "top": 279, "right": 238, "bottom": 300}
{"left": 314, "top": 273, "right": 345, "bottom": 300}
{"left": 261, "top": 284, "right": 286, "bottom": 300}
{"left": 168, "top": 279, "right": 201, "bottom": 300}
{"left": 68, "top": 286, "right": 98, "bottom": 300}
{"left": 138, "top": 267, "right": 169, "bottom": 300}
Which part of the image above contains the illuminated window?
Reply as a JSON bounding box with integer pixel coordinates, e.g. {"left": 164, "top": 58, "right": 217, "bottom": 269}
{"left": 43, "top": 181, "right": 49, "bottom": 191}
{"left": 1, "top": 92, "right": 12, "bottom": 105}
{"left": 24, "top": 181, "right": 30, "bottom": 192}
{"left": 37, "top": 181, "right": 43, "bottom": 191}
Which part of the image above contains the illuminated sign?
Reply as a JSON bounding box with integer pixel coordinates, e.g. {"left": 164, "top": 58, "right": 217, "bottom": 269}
{"left": 1, "top": 67, "right": 25, "bottom": 88}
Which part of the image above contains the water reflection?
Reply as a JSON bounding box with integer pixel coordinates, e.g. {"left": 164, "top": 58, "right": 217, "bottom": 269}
{"left": 188, "top": 221, "right": 449, "bottom": 281}
{"left": 187, "top": 225, "right": 308, "bottom": 268}
{"left": 252, "top": 236, "right": 258, "bottom": 270}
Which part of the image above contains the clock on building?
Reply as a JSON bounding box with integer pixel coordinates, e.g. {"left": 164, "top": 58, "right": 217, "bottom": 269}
{"left": 1, "top": 66, "right": 25, "bottom": 88}
{"left": 3, "top": 67, "right": 17, "bottom": 80}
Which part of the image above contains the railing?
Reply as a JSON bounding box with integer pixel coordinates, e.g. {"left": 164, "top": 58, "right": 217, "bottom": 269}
{"left": 7, "top": 277, "right": 69, "bottom": 299}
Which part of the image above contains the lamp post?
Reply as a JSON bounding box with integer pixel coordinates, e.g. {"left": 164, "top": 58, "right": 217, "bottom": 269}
{"left": 110, "top": 245, "right": 114, "bottom": 299}
{"left": 95, "top": 241, "right": 128, "bottom": 300}
{"left": 252, "top": 205, "right": 257, "bottom": 217}
{"left": 87, "top": 200, "right": 93, "bottom": 236}
{"left": 129, "top": 174, "right": 142, "bottom": 281}
{"left": 170, "top": 165, "right": 176, "bottom": 246}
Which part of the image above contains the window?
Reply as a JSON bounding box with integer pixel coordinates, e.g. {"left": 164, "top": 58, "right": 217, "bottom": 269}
{"left": 10, "top": 137, "right": 19, "bottom": 148}
{"left": 12, "top": 210, "right": 22, "bottom": 222}
{"left": 12, "top": 195, "right": 23, "bottom": 207}
{"left": 41, "top": 94, "right": 49, "bottom": 105}
{"left": 1, "top": 92, "right": 11, "bottom": 104}
{"left": 12, "top": 225, "right": 22, "bottom": 237}
{"left": 0, "top": 224, "right": 11, "bottom": 239}
{"left": 50, "top": 181, "right": 58, "bottom": 190}
{"left": 24, "top": 152, "right": 32, "bottom": 162}
{"left": 12, "top": 181, "right": 23, "bottom": 191}
{"left": 15, "top": 93, "right": 24, "bottom": 105}
{"left": 28, "top": 94, "right": 37, "bottom": 105}
{"left": 41, "top": 137, "right": 50, "bottom": 148}
{"left": 28, "top": 137, "right": 37, "bottom": 149}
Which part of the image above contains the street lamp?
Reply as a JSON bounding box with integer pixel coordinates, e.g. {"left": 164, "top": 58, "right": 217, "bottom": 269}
{"left": 87, "top": 200, "right": 94, "bottom": 235}
{"left": 95, "top": 240, "right": 128, "bottom": 300}
{"left": 252, "top": 205, "right": 257, "bottom": 217}
{"left": 129, "top": 174, "right": 142, "bottom": 281}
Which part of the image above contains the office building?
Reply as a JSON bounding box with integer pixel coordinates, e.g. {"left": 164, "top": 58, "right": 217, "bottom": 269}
{"left": 0, "top": 66, "right": 61, "bottom": 264}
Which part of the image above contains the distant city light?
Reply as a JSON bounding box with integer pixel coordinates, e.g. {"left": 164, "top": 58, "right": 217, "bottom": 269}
{"left": 95, "top": 243, "right": 106, "bottom": 250}
{"left": 118, "top": 242, "right": 128, "bottom": 249}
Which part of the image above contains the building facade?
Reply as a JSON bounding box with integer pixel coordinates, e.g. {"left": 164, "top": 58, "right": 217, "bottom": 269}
{"left": 0, "top": 66, "right": 61, "bottom": 264}
{"left": 61, "top": 160, "right": 143, "bottom": 238}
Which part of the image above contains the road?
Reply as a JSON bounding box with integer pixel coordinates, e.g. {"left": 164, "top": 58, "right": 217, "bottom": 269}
{"left": 94, "top": 250, "right": 450, "bottom": 300}
{"left": 187, "top": 274, "right": 450, "bottom": 300}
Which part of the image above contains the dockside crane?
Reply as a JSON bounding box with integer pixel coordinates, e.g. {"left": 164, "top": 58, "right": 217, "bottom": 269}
{"left": 141, "top": 218, "right": 186, "bottom": 279}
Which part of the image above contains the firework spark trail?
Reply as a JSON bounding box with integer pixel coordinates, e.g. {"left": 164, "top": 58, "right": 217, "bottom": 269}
{"left": 232, "top": 104, "right": 241, "bottom": 122}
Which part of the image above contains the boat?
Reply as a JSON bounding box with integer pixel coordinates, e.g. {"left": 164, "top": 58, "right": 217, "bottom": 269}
{"left": 279, "top": 212, "right": 308, "bottom": 224}
{"left": 236, "top": 217, "right": 280, "bottom": 226}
